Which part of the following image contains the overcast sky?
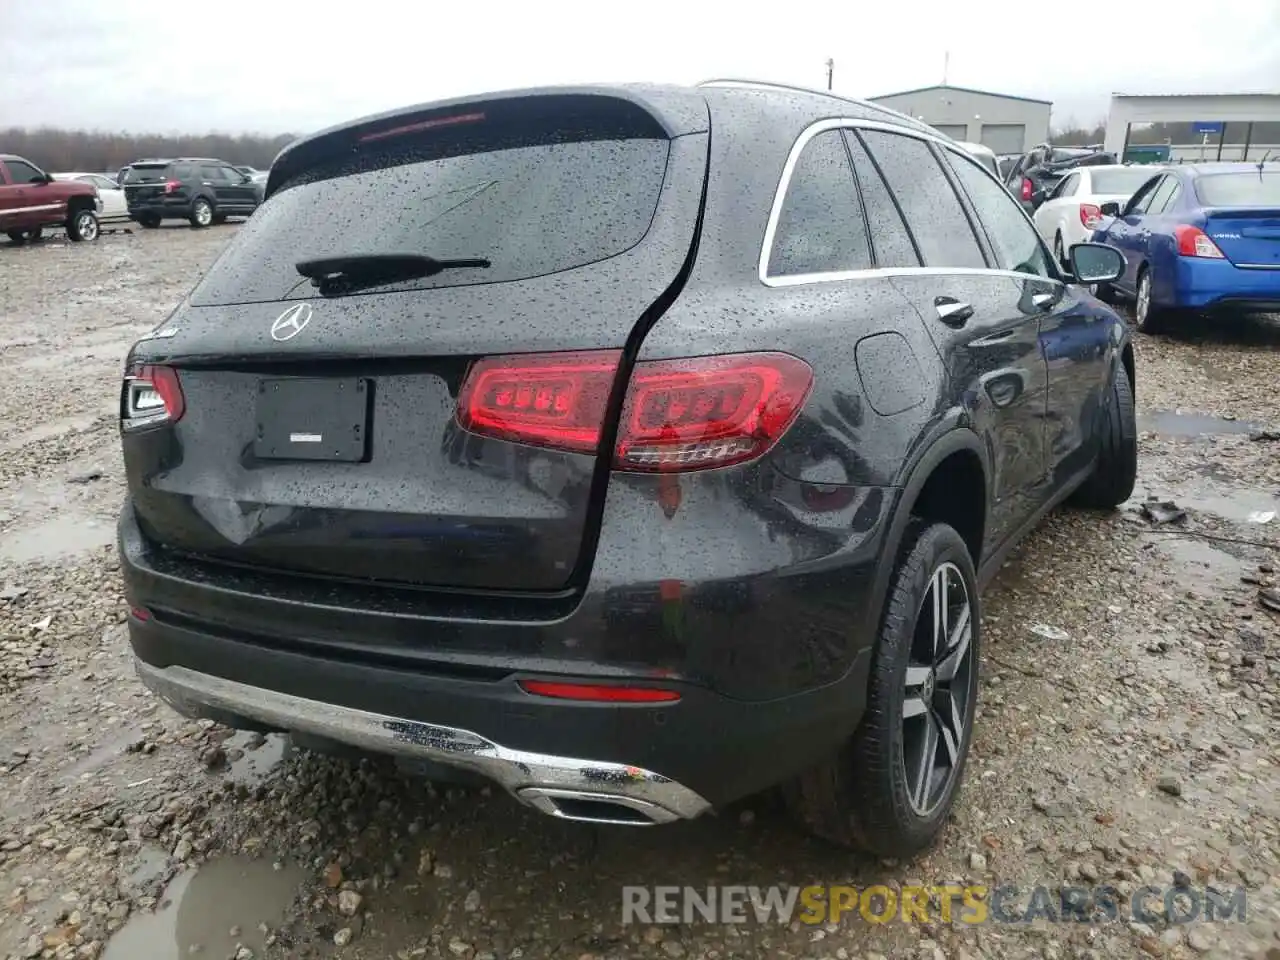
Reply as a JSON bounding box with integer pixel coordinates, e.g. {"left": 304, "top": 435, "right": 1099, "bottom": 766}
{"left": 2, "top": 0, "right": 1278, "bottom": 136}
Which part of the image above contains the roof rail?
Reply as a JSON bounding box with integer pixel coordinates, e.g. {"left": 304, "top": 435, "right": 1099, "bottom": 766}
{"left": 696, "top": 78, "right": 935, "bottom": 132}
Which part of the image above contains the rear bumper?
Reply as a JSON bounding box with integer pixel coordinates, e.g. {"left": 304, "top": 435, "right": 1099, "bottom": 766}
{"left": 1174, "top": 258, "right": 1280, "bottom": 310}
{"left": 119, "top": 471, "right": 889, "bottom": 812}
{"left": 136, "top": 659, "right": 710, "bottom": 824}
{"left": 128, "top": 199, "right": 194, "bottom": 219}
{"left": 126, "top": 606, "right": 872, "bottom": 814}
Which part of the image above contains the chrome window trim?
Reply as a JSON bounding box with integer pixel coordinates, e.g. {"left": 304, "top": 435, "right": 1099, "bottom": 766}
{"left": 759, "top": 117, "right": 1063, "bottom": 289}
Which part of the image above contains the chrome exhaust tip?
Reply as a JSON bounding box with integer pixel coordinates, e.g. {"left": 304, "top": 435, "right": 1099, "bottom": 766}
{"left": 517, "top": 787, "right": 679, "bottom": 826}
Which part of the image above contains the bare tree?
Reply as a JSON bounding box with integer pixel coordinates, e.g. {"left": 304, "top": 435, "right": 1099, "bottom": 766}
{"left": 1, "top": 127, "right": 298, "bottom": 173}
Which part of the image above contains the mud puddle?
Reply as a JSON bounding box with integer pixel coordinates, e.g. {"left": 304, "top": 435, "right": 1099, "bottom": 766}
{"left": 1137, "top": 409, "right": 1261, "bottom": 437}
{"left": 0, "top": 513, "right": 115, "bottom": 563}
{"left": 1152, "top": 535, "right": 1253, "bottom": 589}
{"left": 103, "top": 856, "right": 306, "bottom": 960}
{"left": 225, "top": 731, "right": 291, "bottom": 786}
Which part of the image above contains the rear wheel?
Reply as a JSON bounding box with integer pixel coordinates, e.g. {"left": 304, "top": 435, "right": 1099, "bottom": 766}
{"left": 7, "top": 228, "right": 40, "bottom": 245}
{"left": 1134, "top": 267, "right": 1164, "bottom": 333}
{"left": 786, "top": 522, "right": 979, "bottom": 856}
{"left": 67, "top": 208, "right": 99, "bottom": 242}
{"left": 190, "top": 198, "right": 214, "bottom": 228}
{"left": 1071, "top": 363, "right": 1137, "bottom": 509}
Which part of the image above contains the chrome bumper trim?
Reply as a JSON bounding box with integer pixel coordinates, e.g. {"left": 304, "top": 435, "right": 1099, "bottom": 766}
{"left": 135, "top": 660, "right": 711, "bottom": 823}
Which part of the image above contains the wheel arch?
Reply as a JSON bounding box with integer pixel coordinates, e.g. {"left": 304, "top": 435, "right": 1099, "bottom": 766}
{"left": 862, "top": 428, "right": 989, "bottom": 641}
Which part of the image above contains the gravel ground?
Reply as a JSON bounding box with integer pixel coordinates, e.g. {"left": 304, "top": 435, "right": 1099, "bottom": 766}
{"left": 0, "top": 226, "right": 1278, "bottom": 960}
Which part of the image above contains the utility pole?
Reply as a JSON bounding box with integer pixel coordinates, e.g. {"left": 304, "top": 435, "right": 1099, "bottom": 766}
{"left": 825, "top": 58, "right": 834, "bottom": 91}
{"left": 942, "top": 50, "right": 950, "bottom": 85}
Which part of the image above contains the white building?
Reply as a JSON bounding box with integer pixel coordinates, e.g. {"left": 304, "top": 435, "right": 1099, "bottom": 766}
{"left": 1102, "top": 92, "right": 1280, "bottom": 160}
{"left": 866, "top": 84, "right": 1052, "bottom": 154}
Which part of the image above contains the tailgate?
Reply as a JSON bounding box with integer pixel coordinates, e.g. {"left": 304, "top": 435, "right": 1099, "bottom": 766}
{"left": 122, "top": 91, "right": 709, "bottom": 593}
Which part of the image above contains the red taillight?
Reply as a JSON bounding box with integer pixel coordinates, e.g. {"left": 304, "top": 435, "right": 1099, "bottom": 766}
{"left": 162, "top": 179, "right": 181, "bottom": 194}
{"left": 122, "top": 364, "right": 185, "bottom": 428}
{"left": 1021, "top": 177, "right": 1034, "bottom": 201}
{"left": 518, "top": 679, "right": 680, "bottom": 703}
{"left": 456, "top": 350, "right": 620, "bottom": 454}
{"left": 1079, "top": 203, "right": 1103, "bottom": 229}
{"left": 1174, "top": 225, "right": 1226, "bottom": 259}
{"left": 615, "top": 354, "right": 813, "bottom": 471}
{"left": 456, "top": 351, "right": 813, "bottom": 473}
{"left": 129, "top": 606, "right": 152, "bottom": 621}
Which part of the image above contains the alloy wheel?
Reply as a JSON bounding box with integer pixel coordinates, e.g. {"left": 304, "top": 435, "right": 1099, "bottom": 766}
{"left": 1136, "top": 273, "right": 1150, "bottom": 326}
{"left": 195, "top": 202, "right": 212, "bottom": 226}
{"left": 901, "top": 561, "right": 974, "bottom": 817}
{"left": 76, "top": 212, "right": 98, "bottom": 241}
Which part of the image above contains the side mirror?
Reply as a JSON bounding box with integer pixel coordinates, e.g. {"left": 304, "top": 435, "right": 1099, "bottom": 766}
{"left": 1069, "top": 242, "right": 1125, "bottom": 284}
{"left": 1099, "top": 201, "right": 1122, "bottom": 218}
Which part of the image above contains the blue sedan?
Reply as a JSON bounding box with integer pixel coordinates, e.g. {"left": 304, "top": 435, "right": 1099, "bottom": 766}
{"left": 1090, "top": 162, "right": 1280, "bottom": 332}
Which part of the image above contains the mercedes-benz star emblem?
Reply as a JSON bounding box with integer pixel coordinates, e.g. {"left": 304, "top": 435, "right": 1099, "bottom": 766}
{"left": 271, "top": 303, "right": 313, "bottom": 342}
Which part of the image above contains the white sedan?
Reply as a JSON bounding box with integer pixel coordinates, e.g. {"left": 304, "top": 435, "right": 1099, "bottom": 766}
{"left": 1032, "top": 164, "right": 1162, "bottom": 266}
{"left": 53, "top": 173, "right": 130, "bottom": 222}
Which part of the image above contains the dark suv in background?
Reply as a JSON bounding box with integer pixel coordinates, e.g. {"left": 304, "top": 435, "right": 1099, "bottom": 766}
{"left": 123, "top": 157, "right": 261, "bottom": 228}
{"left": 118, "top": 80, "right": 1135, "bottom": 856}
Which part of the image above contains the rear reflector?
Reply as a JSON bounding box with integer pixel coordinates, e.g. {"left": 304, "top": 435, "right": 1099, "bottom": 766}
{"left": 122, "top": 364, "right": 185, "bottom": 430}
{"left": 518, "top": 680, "right": 680, "bottom": 702}
{"left": 456, "top": 351, "right": 813, "bottom": 472}
{"left": 1174, "top": 225, "right": 1226, "bottom": 259}
{"left": 163, "top": 179, "right": 181, "bottom": 194}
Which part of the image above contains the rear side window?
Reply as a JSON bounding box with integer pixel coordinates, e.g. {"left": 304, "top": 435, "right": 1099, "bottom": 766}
{"left": 191, "top": 137, "right": 670, "bottom": 306}
{"left": 842, "top": 132, "right": 920, "bottom": 268}
{"left": 767, "top": 130, "right": 871, "bottom": 278}
{"left": 1145, "top": 177, "right": 1178, "bottom": 214}
{"left": 856, "top": 131, "right": 985, "bottom": 269}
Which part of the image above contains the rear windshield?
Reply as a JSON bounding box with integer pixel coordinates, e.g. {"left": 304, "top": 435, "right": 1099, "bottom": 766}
{"left": 1090, "top": 169, "right": 1160, "bottom": 195}
{"left": 190, "top": 138, "right": 670, "bottom": 306}
{"left": 1195, "top": 172, "right": 1280, "bottom": 206}
{"left": 125, "top": 163, "right": 194, "bottom": 182}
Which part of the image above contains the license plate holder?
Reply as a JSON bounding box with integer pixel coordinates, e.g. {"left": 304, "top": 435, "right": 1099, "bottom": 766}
{"left": 254, "top": 377, "right": 370, "bottom": 462}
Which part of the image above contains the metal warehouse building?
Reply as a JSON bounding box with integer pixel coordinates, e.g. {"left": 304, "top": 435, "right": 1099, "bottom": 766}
{"left": 867, "top": 84, "right": 1051, "bottom": 154}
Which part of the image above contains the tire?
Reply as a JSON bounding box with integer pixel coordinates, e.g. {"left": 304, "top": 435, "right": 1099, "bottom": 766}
{"left": 786, "top": 522, "right": 980, "bottom": 856}
{"left": 1071, "top": 362, "right": 1137, "bottom": 509}
{"left": 7, "top": 228, "right": 41, "bottom": 246}
{"left": 1133, "top": 266, "right": 1164, "bottom": 333}
{"left": 190, "top": 198, "right": 214, "bottom": 228}
{"left": 66, "top": 208, "right": 99, "bottom": 242}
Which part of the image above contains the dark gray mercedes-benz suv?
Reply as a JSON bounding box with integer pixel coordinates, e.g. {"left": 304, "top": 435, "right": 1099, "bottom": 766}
{"left": 118, "top": 80, "right": 1136, "bottom": 856}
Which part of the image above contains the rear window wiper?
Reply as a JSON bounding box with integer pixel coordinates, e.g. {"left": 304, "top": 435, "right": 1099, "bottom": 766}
{"left": 295, "top": 252, "right": 490, "bottom": 295}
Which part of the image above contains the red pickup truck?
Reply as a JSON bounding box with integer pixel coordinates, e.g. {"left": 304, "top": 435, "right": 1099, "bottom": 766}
{"left": 0, "top": 154, "right": 102, "bottom": 245}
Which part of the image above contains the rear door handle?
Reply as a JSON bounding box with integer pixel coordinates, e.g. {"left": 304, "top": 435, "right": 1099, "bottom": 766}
{"left": 934, "top": 296, "right": 974, "bottom": 327}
